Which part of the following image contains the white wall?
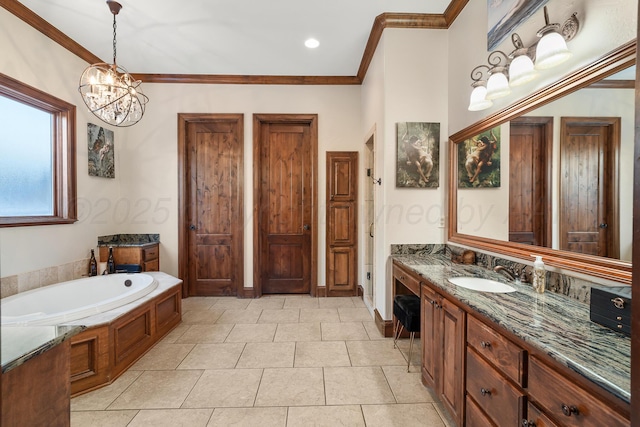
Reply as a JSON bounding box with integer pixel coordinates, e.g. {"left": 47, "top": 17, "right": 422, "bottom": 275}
{"left": 0, "top": 8, "right": 123, "bottom": 278}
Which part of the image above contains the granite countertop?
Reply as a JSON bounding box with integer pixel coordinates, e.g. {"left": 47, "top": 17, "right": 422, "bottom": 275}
{"left": 1, "top": 325, "right": 85, "bottom": 373}
{"left": 392, "top": 254, "right": 631, "bottom": 404}
{"left": 98, "top": 233, "right": 160, "bottom": 247}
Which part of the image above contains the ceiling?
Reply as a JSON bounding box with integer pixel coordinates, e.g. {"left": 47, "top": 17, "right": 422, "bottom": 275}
{"left": 16, "top": 0, "right": 454, "bottom": 77}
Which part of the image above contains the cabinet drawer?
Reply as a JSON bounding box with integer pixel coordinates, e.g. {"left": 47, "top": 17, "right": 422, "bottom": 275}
{"left": 524, "top": 402, "right": 559, "bottom": 427}
{"left": 466, "top": 347, "right": 525, "bottom": 427}
{"left": 465, "top": 394, "right": 497, "bottom": 427}
{"left": 143, "top": 259, "right": 159, "bottom": 272}
{"left": 528, "top": 357, "right": 628, "bottom": 427}
{"left": 467, "top": 315, "right": 526, "bottom": 386}
{"left": 393, "top": 264, "right": 420, "bottom": 296}
{"left": 143, "top": 245, "right": 159, "bottom": 261}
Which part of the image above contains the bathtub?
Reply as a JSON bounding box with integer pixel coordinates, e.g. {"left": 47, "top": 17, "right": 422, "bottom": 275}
{"left": 1, "top": 273, "right": 158, "bottom": 326}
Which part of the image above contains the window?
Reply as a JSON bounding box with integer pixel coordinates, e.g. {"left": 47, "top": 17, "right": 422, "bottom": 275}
{"left": 0, "top": 73, "right": 77, "bottom": 227}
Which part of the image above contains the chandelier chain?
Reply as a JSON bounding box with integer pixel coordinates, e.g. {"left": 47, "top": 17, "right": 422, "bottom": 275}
{"left": 112, "top": 13, "right": 117, "bottom": 65}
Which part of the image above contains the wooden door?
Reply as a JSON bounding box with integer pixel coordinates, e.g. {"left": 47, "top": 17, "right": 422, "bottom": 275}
{"left": 509, "top": 118, "right": 552, "bottom": 247}
{"left": 254, "top": 114, "right": 317, "bottom": 295}
{"left": 560, "top": 117, "right": 620, "bottom": 258}
{"left": 178, "top": 114, "right": 244, "bottom": 297}
{"left": 326, "top": 152, "right": 358, "bottom": 297}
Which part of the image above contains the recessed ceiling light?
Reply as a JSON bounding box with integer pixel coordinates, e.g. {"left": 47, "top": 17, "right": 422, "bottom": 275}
{"left": 305, "top": 38, "right": 320, "bottom": 49}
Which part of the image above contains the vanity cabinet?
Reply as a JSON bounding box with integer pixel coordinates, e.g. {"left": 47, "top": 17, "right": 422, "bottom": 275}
{"left": 99, "top": 243, "right": 159, "bottom": 271}
{"left": 527, "top": 356, "right": 628, "bottom": 427}
{"left": 421, "top": 282, "right": 466, "bottom": 427}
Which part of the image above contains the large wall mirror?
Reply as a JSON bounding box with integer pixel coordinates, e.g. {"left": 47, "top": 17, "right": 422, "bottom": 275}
{"left": 448, "top": 40, "right": 636, "bottom": 285}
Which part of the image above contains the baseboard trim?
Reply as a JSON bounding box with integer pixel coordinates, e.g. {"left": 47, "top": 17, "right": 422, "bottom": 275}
{"left": 374, "top": 309, "right": 394, "bottom": 337}
{"left": 316, "top": 286, "right": 327, "bottom": 297}
{"left": 241, "top": 287, "right": 256, "bottom": 298}
{"left": 357, "top": 285, "right": 364, "bottom": 297}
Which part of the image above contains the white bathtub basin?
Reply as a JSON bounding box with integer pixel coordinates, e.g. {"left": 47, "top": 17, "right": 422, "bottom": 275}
{"left": 447, "top": 277, "right": 516, "bottom": 293}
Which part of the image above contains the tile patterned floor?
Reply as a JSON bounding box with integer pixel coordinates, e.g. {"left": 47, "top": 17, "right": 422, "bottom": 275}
{"left": 70, "top": 295, "right": 455, "bottom": 426}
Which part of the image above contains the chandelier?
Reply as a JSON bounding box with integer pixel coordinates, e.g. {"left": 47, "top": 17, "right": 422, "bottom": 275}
{"left": 78, "top": 1, "right": 148, "bottom": 127}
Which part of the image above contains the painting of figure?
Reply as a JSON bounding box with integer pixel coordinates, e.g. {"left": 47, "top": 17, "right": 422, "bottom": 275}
{"left": 88, "top": 123, "right": 114, "bottom": 178}
{"left": 396, "top": 122, "right": 440, "bottom": 188}
{"left": 458, "top": 125, "right": 501, "bottom": 188}
{"left": 487, "top": 0, "right": 549, "bottom": 50}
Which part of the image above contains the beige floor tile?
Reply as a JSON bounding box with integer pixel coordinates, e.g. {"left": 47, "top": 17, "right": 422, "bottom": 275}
{"left": 351, "top": 297, "right": 367, "bottom": 308}
{"left": 158, "top": 323, "right": 190, "bottom": 343}
{"left": 258, "top": 308, "right": 300, "bottom": 323}
{"left": 299, "top": 308, "right": 340, "bottom": 323}
{"left": 362, "top": 321, "right": 387, "bottom": 340}
{"left": 128, "top": 408, "right": 213, "bottom": 426}
{"left": 71, "top": 370, "right": 143, "bottom": 411}
{"left": 274, "top": 322, "right": 321, "bottom": 342}
{"left": 131, "top": 343, "right": 195, "bottom": 370}
{"left": 346, "top": 340, "right": 407, "bottom": 366}
{"left": 317, "top": 297, "right": 355, "bottom": 308}
{"left": 255, "top": 368, "right": 324, "bottom": 406}
{"left": 71, "top": 410, "right": 138, "bottom": 427}
{"left": 382, "top": 365, "right": 436, "bottom": 403}
{"left": 294, "top": 341, "right": 351, "bottom": 367}
{"left": 182, "top": 369, "right": 262, "bottom": 408}
{"left": 225, "top": 323, "right": 277, "bottom": 342}
{"left": 236, "top": 342, "right": 295, "bottom": 368}
{"left": 247, "top": 298, "right": 286, "bottom": 310}
{"left": 338, "top": 307, "right": 373, "bottom": 322}
{"left": 207, "top": 407, "right": 287, "bottom": 427}
{"left": 182, "top": 297, "right": 219, "bottom": 312}
{"left": 283, "top": 297, "right": 319, "bottom": 308}
{"left": 108, "top": 370, "right": 203, "bottom": 409}
{"left": 361, "top": 403, "right": 445, "bottom": 427}
{"left": 175, "top": 324, "right": 234, "bottom": 344}
{"left": 287, "top": 405, "right": 365, "bottom": 427}
{"left": 212, "top": 298, "right": 252, "bottom": 310}
{"left": 177, "top": 343, "right": 245, "bottom": 369}
{"left": 324, "top": 367, "right": 395, "bottom": 405}
{"left": 182, "top": 309, "right": 226, "bottom": 324}
{"left": 321, "top": 322, "right": 369, "bottom": 341}
{"left": 215, "top": 309, "right": 262, "bottom": 324}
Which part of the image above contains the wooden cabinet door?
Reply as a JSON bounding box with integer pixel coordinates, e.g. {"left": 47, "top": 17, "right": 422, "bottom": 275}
{"left": 421, "top": 284, "right": 439, "bottom": 388}
{"left": 326, "top": 151, "right": 358, "bottom": 296}
{"left": 439, "top": 297, "right": 466, "bottom": 427}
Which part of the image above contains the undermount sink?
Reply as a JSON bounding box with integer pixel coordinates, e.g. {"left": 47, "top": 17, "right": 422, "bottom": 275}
{"left": 447, "top": 277, "right": 516, "bottom": 293}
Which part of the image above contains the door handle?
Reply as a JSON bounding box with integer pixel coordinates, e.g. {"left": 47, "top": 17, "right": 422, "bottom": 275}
{"left": 599, "top": 223, "right": 608, "bottom": 229}
{"left": 369, "top": 222, "right": 374, "bottom": 238}
{"left": 189, "top": 224, "right": 197, "bottom": 230}
{"left": 303, "top": 224, "right": 310, "bottom": 231}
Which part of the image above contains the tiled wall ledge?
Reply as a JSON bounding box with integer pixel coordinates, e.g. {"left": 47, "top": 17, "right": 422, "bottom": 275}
{"left": 391, "top": 244, "right": 625, "bottom": 305}
{"left": 0, "top": 258, "right": 90, "bottom": 299}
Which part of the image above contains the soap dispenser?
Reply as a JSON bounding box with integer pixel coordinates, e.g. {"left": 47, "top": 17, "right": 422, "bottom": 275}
{"left": 531, "top": 255, "right": 546, "bottom": 293}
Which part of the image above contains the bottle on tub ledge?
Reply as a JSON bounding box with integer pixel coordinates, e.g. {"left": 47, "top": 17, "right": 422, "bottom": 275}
{"left": 107, "top": 246, "right": 116, "bottom": 274}
{"left": 531, "top": 255, "right": 546, "bottom": 293}
{"left": 89, "top": 249, "right": 98, "bottom": 276}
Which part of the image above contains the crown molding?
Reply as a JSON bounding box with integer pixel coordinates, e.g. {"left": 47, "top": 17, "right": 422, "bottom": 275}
{"left": 3, "top": 0, "right": 469, "bottom": 85}
{"left": 588, "top": 79, "right": 635, "bottom": 89}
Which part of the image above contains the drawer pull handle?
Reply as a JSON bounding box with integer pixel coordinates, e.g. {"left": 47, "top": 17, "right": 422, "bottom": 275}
{"left": 480, "top": 341, "right": 491, "bottom": 349}
{"left": 480, "top": 388, "right": 491, "bottom": 396}
{"left": 522, "top": 420, "right": 536, "bottom": 427}
{"left": 561, "top": 404, "right": 579, "bottom": 417}
{"left": 617, "top": 316, "right": 622, "bottom": 321}
{"left": 611, "top": 297, "right": 625, "bottom": 309}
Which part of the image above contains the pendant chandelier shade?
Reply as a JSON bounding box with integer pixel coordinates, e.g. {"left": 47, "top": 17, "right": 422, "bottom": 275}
{"left": 78, "top": 1, "right": 148, "bottom": 127}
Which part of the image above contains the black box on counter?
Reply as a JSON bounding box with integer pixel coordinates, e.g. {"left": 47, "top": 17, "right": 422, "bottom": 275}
{"left": 589, "top": 287, "right": 631, "bottom": 337}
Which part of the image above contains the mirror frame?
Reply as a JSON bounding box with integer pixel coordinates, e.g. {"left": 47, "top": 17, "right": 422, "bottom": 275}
{"left": 448, "top": 40, "right": 636, "bottom": 285}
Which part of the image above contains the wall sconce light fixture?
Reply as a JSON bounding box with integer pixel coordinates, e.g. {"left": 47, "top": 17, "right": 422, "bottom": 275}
{"left": 467, "top": 6, "right": 579, "bottom": 111}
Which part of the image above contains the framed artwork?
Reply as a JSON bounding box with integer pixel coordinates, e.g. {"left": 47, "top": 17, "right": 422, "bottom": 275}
{"left": 88, "top": 123, "right": 114, "bottom": 178}
{"left": 396, "top": 122, "right": 440, "bottom": 188}
{"left": 487, "top": 0, "right": 549, "bottom": 50}
{"left": 458, "top": 125, "right": 501, "bottom": 188}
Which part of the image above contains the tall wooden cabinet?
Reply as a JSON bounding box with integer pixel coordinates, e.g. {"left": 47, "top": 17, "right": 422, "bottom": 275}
{"left": 326, "top": 152, "right": 358, "bottom": 296}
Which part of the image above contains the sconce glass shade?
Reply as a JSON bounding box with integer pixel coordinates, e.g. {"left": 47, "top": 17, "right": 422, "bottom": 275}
{"left": 468, "top": 85, "right": 493, "bottom": 111}
{"left": 508, "top": 54, "right": 538, "bottom": 86}
{"left": 535, "top": 31, "right": 572, "bottom": 69}
{"left": 485, "top": 70, "right": 511, "bottom": 100}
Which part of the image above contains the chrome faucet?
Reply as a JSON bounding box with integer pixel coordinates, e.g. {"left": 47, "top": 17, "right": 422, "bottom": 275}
{"left": 493, "top": 265, "right": 517, "bottom": 281}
